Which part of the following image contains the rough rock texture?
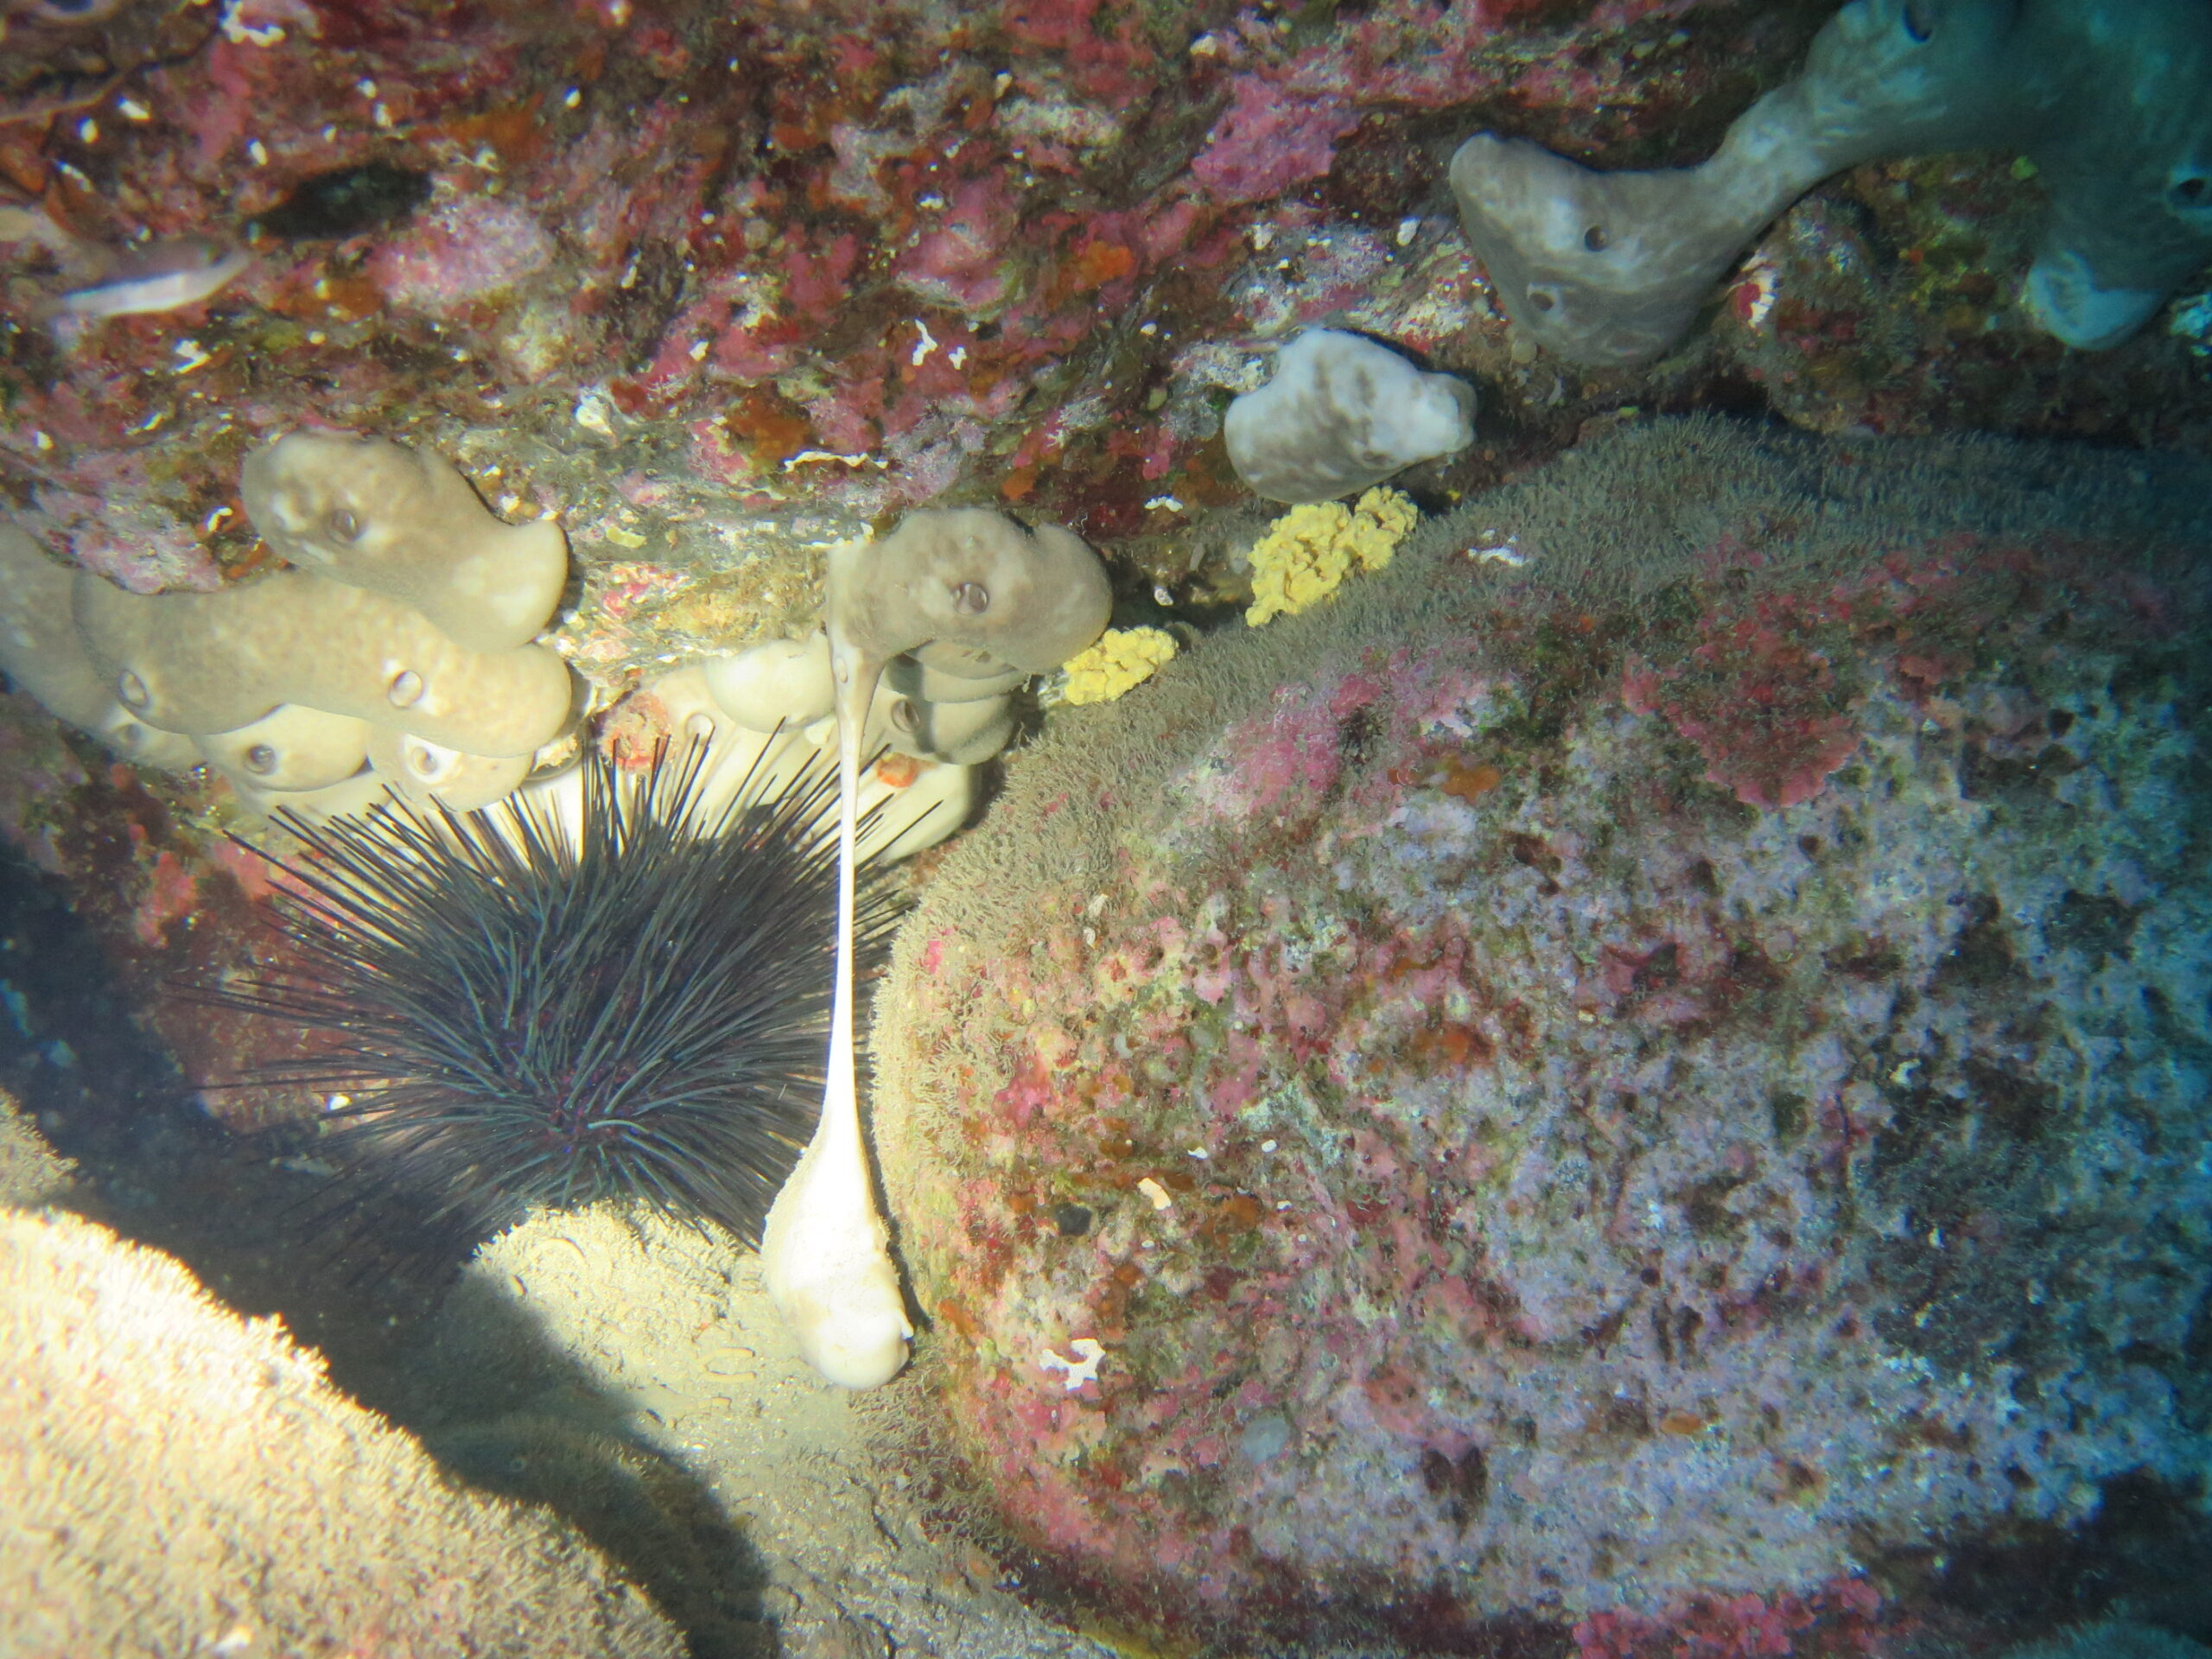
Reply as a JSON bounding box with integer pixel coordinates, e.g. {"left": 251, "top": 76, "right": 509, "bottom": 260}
{"left": 0, "top": 1204, "right": 683, "bottom": 1658}
{"left": 4, "top": 0, "right": 2211, "bottom": 1073}
{"left": 873, "top": 417, "right": 2212, "bottom": 1643}
{"left": 2004, "top": 1623, "right": 2212, "bottom": 1659}
{"left": 3, "top": 0, "right": 2211, "bottom": 1646}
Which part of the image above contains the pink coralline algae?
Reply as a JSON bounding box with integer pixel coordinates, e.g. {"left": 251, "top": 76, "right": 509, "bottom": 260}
{"left": 0, "top": 0, "right": 1870, "bottom": 616}
{"left": 874, "top": 421, "right": 2212, "bottom": 1646}
{"left": 365, "top": 194, "right": 556, "bottom": 316}
{"left": 1191, "top": 76, "right": 1362, "bottom": 207}
{"left": 893, "top": 175, "right": 1024, "bottom": 314}
{"left": 1574, "top": 1577, "right": 1887, "bottom": 1659}
{"left": 1622, "top": 608, "right": 1863, "bottom": 809}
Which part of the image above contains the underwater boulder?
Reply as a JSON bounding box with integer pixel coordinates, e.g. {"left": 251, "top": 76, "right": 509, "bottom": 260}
{"left": 873, "top": 416, "right": 2212, "bottom": 1643}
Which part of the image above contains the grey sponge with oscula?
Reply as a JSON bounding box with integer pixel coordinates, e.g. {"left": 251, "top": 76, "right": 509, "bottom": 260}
{"left": 1451, "top": 0, "right": 2212, "bottom": 365}
{"left": 1224, "top": 327, "right": 1475, "bottom": 504}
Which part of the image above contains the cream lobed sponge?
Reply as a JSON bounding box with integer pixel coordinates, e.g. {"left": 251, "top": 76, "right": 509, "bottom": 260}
{"left": 702, "top": 630, "right": 1016, "bottom": 768}
{"left": 363, "top": 728, "right": 537, "bottom": 813}
{"left": 0, "top": 525, "right": 200, "bottom": 770}
{"left": 1224, "top": 327, "right": 1474, "bottom": 505}
{"left": 1452, "top": 0, "right": 2212, "bottom": 364}
{"left": 634, "top": 664, "right": 982, "bottom": 865}
{"left": 241, "top": 431, "right": 570, "bottom": 654}
{"left": 196, "top": 703, "right": 372, "bottom": 795}
{"left": 828, "top": 507, "right": 1113, "bottom": 693}
{"left": 2, "top": 431, "right": 578, "bottom": 819}
{"left": 73, "top": 568, "right": 573, "bottom": 758}
{"left": 699, "top": 633, "right": 836, "bottom": 733}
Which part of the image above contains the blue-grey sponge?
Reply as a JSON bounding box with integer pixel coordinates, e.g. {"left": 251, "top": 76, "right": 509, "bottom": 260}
{"left": 1451, "top": 0, "right": 2212, "bottom": 365}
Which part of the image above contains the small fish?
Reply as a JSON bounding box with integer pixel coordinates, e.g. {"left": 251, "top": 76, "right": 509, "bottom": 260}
{"left": 46, "top": 235, "right": 251, "bottom": 323}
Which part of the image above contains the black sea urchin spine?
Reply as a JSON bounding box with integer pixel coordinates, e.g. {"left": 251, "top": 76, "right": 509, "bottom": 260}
{"left": 217, "top": 742, "right": 900, "bottom": 1262}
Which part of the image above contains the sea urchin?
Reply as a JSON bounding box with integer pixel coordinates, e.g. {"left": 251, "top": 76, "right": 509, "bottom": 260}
{"left": 220, "top": 741, "right": 896, "bottom": 1260}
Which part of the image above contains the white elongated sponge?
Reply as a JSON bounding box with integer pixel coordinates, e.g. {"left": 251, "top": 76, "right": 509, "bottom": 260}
{"left": 1224, "top": 327, "right": 1474, "bottom": 505}
{"left": 760, "top": 508, "right": 1112, "bottom": 1389}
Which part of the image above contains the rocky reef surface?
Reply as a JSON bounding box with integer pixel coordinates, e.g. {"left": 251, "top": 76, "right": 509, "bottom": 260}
{"left": 2, "top": 0, "right": 2208, "bottom": 1083}
{"left": 1, "top": 0, "right": 2208, "bottom": 664}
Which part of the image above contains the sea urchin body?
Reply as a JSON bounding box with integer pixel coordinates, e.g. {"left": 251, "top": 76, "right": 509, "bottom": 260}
{"left": 223, "top": 743, "right": 895, "bottom": 1258}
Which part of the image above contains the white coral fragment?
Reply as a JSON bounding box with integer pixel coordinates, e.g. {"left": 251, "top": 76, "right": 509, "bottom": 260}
{"left": 1039, "top": 1338, "right": 1106, "bottom": 1392}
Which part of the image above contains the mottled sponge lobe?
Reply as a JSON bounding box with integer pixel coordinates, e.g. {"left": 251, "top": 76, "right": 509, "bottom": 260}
{"left": 72, "top": 570, "right": 571, "bottom": 758}
{"left": 1, "top": 431, "right": 577, "bottom": 817}
{"left": 870, "top": 417, "right": 2212, "bottom": 1642}
{"left": 1224, "top": 327, "right": 1472, "bottom": 504}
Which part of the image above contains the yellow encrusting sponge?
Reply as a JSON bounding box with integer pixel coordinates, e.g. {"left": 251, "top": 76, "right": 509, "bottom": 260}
{"left": 1061, "top": 626, "right": 1178, "bottom": 705}
{"left": 1244, "top": 486, "right": 1417, "bottom": 627}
